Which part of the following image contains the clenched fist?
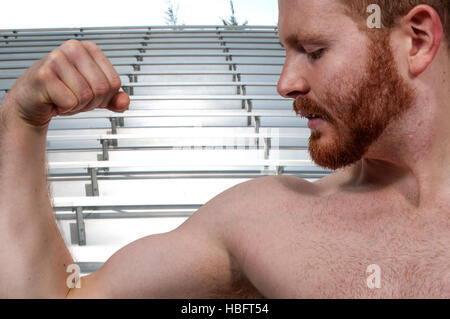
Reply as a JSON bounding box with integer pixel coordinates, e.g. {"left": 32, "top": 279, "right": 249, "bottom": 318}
{"left": 1, "top": 39, "right": 130, "bottom": 128}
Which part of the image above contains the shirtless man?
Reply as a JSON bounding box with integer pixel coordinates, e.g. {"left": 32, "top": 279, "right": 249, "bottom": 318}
{"left": 0, "top": 0, "right": 448, "bottom": 298}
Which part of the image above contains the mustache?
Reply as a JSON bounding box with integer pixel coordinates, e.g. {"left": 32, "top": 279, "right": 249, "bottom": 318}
{"left": 293, "top": 97, "right": 334, "bottom": 124}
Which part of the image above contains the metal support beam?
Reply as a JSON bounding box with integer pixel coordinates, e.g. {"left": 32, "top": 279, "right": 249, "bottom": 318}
{"left": 128, "top": 74, "right": 138, "bottom": 82}
{"left": 264, "top": 137, "right": 271, "bottom": 159}
{"left": 109, "top": 117, "right": 118, "bottom": 135}
{"left": 246, "top": 99, "right": 253, "bottom": 112}
{"left": 254, "top": 116, "right": 260, "bottom": 148}
{"left": 276, "top": 166, "right": 284, "bottom": 175}
{"left": 98, "top": 139, "right": 110, "bottom": 161}
{"left": 109, "top": 117, "right": 124, "bottom": 134}
{"left": 75, "top": 207, "right": 86, "bottom": 246}
{"left": 254, "top": 115, "right": 260, "bottom": 132}
{"left": 108, "top": 117, "right": 124, "bottom": 147}
{"left": 246, "top": 99, "right": 253, "bottom": 127}
{"left": 85, "top": 167, "right": 99, "bottom": 197}
{"left": 122, "top": 85, "right": 134, "bottom": 96}
{"left": 229, "top": 63, "right": 238, "bottom": 71}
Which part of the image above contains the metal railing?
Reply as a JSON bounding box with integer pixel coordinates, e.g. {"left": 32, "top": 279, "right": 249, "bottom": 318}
{"left": 0, "top": 39, "right": 282, "bottom": 50}
{"left": 0, "top": 25, "right": 278, "bottom": 35}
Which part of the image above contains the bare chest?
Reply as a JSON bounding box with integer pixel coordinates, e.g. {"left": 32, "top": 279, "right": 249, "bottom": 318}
{"left": 228, "top": 196, "right": 450, "bottom": 298}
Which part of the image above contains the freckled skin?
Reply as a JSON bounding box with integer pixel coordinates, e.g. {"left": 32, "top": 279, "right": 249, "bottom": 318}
{"left": 221, "top": 174, "right": 449, "bottom": 298}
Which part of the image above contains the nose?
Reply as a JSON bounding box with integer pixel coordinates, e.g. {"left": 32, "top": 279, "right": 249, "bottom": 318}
{"left": 277, "top": 56, "right": 310, "bottom": 99}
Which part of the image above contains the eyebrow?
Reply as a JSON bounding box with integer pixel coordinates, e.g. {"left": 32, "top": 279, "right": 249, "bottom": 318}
{"left": 280, "top": 34, "right": 329, "bottom": 48}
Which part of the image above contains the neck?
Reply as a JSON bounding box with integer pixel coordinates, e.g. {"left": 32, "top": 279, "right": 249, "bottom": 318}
{"left": 356, "top": 82, "right": 450, "bottom": 209}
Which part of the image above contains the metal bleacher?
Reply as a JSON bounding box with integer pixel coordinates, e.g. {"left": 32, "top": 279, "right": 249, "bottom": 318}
{"left": 0, "top": 26, "right": 332, "bottom": 274}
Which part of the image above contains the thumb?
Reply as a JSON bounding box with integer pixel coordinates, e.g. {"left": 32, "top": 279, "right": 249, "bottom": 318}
{"left": 107, "top": 92, "right": 130, "bottom": 112}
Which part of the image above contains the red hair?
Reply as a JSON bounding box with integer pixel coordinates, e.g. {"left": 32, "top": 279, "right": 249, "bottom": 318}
{"left": 340, "top": 0, "right": 450, "bottom": 48}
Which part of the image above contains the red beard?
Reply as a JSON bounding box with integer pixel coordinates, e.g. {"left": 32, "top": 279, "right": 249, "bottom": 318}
{"left": 294, "top": 32, "right": 415, "bottom": 170}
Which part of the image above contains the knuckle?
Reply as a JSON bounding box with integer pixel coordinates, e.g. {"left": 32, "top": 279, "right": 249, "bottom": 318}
{"left": 93, "top": 81, "right": 110, "bottom": 96}
{"left": 82, "top": 40, "right": 99, "bottom": 51}
{"left": 110, "top": 76, "right": 122, "bottom": 91}
{"left": 35, "top": 65, "right": 54, "bottom": 83}
{"left": 59, "top": 96, "right": 78, "bottom": 112}
{"left": 47, "top": 49, "right": 63, "bottom": 64}
{"left": 80, "top": 88, "right": 94, "bottom": 105}
{"left": 62, "top": 39, "right": 82, "bottom": 54}
{"left": 66, "top": 96, "right": 79, "bottom": 110}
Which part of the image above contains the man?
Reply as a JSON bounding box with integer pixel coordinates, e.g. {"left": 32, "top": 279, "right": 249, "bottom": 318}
{"left": 0, "top": 0, "right": 448, "bottom": 298}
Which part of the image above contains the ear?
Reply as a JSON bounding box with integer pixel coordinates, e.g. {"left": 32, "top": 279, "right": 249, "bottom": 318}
{"left": 400, "top": 5, "right": 443, "bottom": 76}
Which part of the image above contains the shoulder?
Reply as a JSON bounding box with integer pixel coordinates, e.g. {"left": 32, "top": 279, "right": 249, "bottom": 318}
{"left": 189, "top": 170, "right": 357, "bottom": 229}
{"left": 181, "top": 174, "right": 337, "bottom": 245}
{"left": 225, "top": 174, "right": 317, "bottom": 199}
{"left": 204, "top": 175, "right": 316, "bottom": 210}
{"left": 181, "top": 175, "right": 319, "bottom": 296}
{"left": 190, "top": 175, "right": 318, "bottom": 231}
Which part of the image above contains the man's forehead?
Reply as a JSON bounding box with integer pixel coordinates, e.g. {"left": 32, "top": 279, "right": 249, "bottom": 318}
{"left": 278, "top": 0, "right": 345, "bottom": 23}
{"left": 278, "top": 0, "right": 353, "bottom": 43}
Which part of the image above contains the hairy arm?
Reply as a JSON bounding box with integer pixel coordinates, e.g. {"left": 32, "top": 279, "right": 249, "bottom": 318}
{"left": 0, "top": 103, "right": 74, "bottom": 298}
{"left": 0, "top": 40, "right": 128, "bottom": 298}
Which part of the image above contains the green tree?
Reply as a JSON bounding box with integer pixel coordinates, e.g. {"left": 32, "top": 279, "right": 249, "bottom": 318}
{"left": 221, "top": 0, "right": 248, "bottom": 27}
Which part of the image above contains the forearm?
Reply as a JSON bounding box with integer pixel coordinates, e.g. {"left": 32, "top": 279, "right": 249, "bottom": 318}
{"left": 0, "top": 101, "right": 74, "bottom": 298}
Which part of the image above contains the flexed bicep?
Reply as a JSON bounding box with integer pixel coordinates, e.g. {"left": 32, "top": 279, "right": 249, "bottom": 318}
{"left": 66, "top": 215, "right": 234, "bottom": 298}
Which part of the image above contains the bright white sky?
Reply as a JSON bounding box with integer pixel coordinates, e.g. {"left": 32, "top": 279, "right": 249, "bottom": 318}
{"left": 0, "top": 0, "right": 279, "bottom": 30}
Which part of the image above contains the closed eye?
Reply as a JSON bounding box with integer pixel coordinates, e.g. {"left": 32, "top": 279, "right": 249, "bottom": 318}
{"left": 307, "top": 48, "right": 325, "bottom": 61}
